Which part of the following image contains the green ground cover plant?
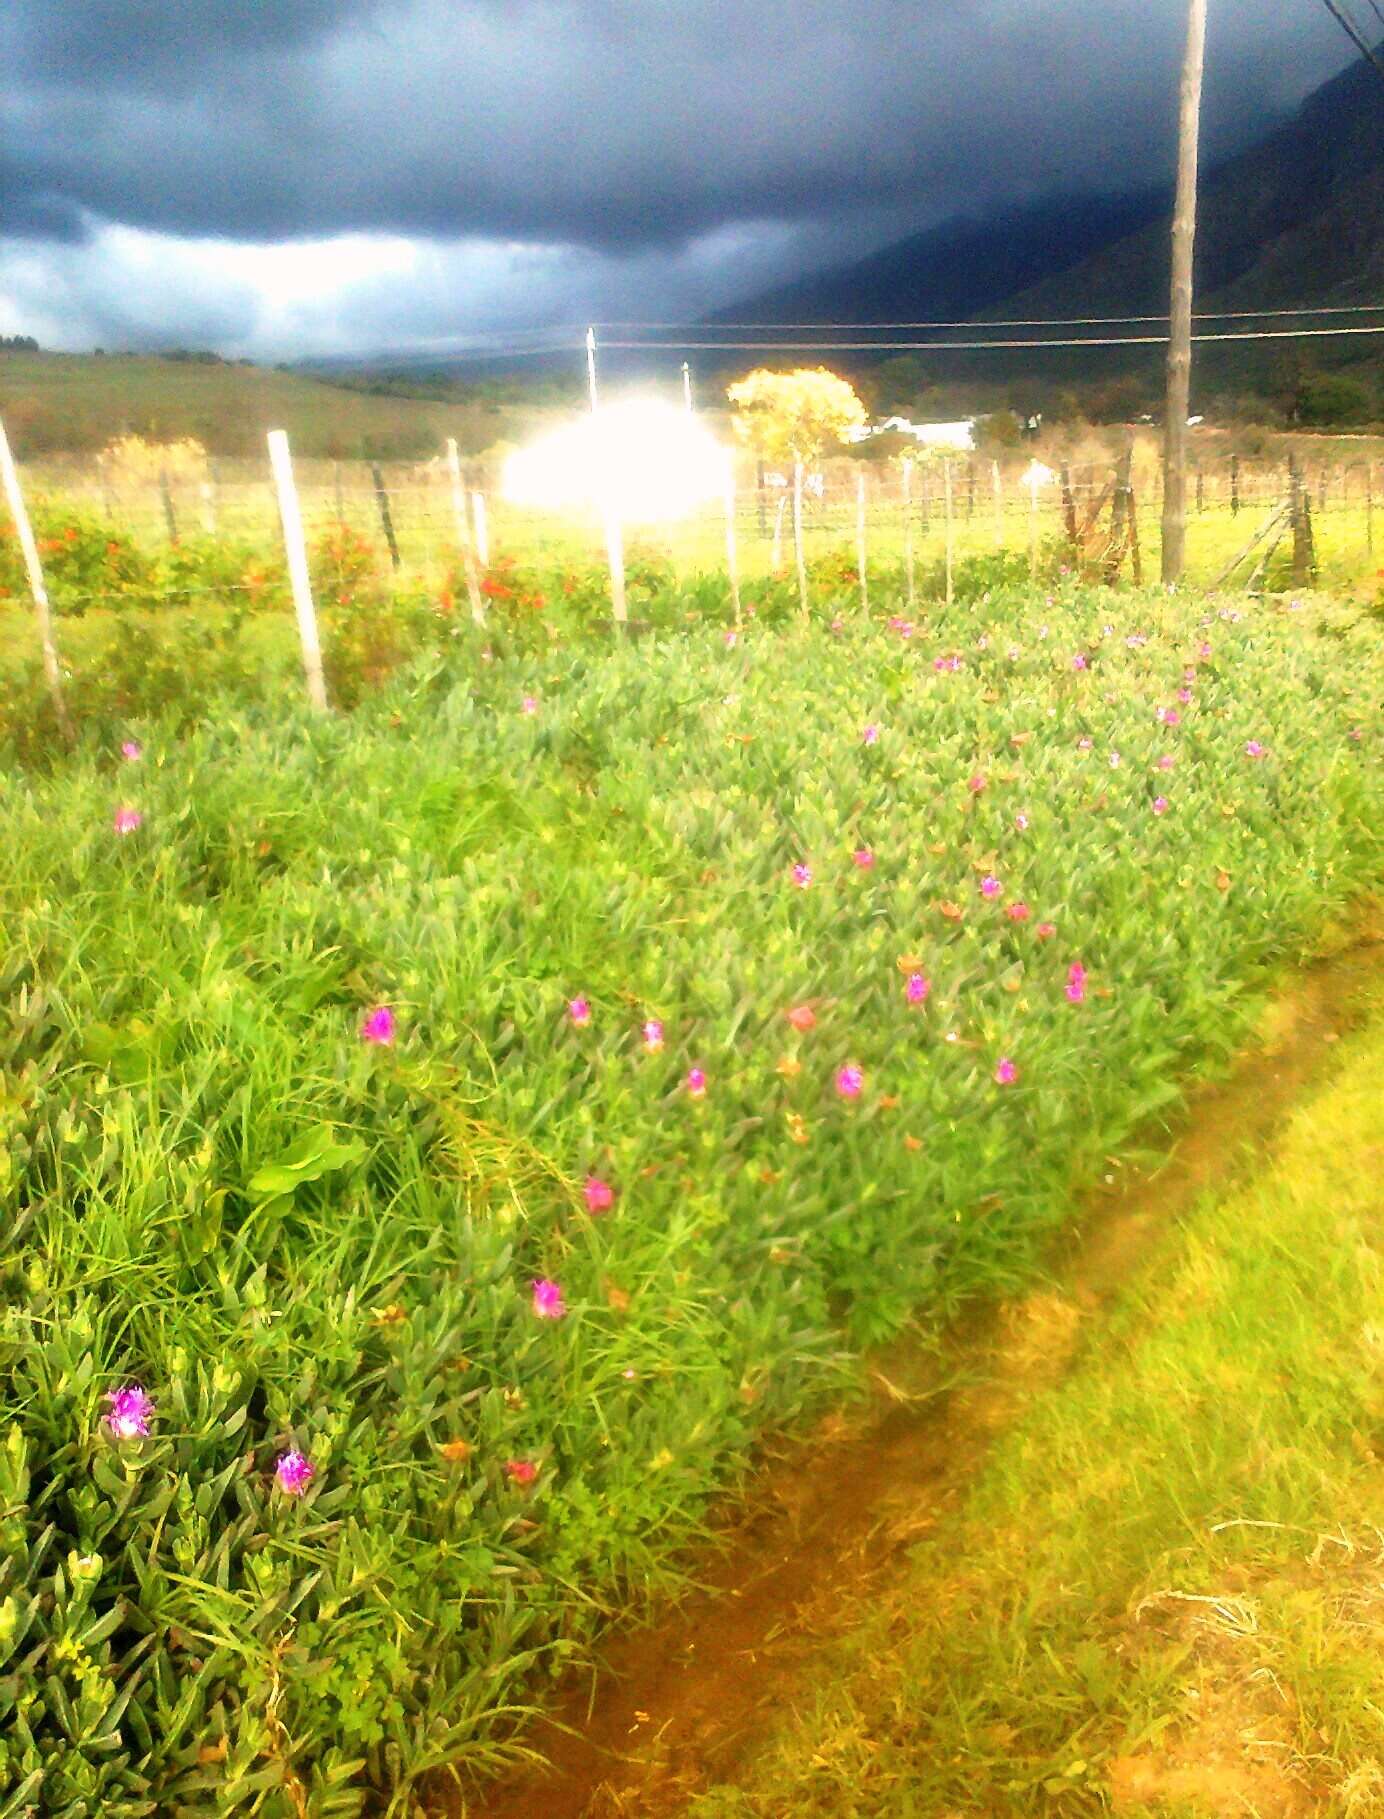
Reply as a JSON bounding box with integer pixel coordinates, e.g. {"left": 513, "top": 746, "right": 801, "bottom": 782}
{"left": 0, "top": 584, "right": 1380, "bottom": 1814}
{"left": 688, "top": 972, "right": 1384, "bottom": 1818}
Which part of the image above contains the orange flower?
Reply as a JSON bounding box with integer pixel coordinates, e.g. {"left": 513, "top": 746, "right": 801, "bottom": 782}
{"left": 438, "top": 1438, "right": 474, "bottom": 1464}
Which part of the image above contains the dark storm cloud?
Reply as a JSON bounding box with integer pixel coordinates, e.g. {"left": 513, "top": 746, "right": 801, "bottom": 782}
{"left": 1, "top": 1, "right": 1357, "bottom": 257}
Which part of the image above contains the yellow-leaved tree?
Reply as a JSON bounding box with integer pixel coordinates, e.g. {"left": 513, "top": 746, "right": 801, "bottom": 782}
{"left": 727, "top": 367, "right": 866, "bottom": 612}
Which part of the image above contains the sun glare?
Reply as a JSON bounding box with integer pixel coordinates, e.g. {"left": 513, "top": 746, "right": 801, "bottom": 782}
{"left": 502, "top": 398, "right": 731, "bottom": 523}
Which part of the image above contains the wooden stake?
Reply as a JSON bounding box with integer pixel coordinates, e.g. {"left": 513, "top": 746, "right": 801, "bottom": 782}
{"left": 792, "top": 458, "right": 808, "bottom": 616}
{"left": 445, "top": 437, "right": 486, "bottom": 627}
{"left": 771, "top": 493, "right": 786, "bottom": 571}
{"left": 1060, "top": 463, "right": 1078, "bottom": 553}
{"left": 1367, "top": 462, "right": 1374, "bottom": 555}
{"left": 200, "top": 477, "right": 217, "bottom": 536}
{"left": 943, "top": 458, "right": 954, "bottom": 608}
{"left": 0, "top": 414, "right": 71, "bottom": 740}
{"left": 856, "top": 470, "right": 868, "bottom": 612}
{"left": 471, "top": 491, "right": 489, "bottom": 568}
{"left": 1160, "top": 0, "right": 1208, "bottom": 584}
{"left": 1230, "top": 454, "right": 1240, "bottom": 516}
{"left": 370, "top": 462, "right": 401, "bottom": 570}
{"left": 902, "top": 458, "right": 916, "bottom": 609}
{"left": 604, "top": 509, "right": 627, "bottom": 625}
{"left": 725, "top": 470, "right": 741, "bottom": 626}
{"left": 267, "top": 430, "right": 328, "bottom": 713}
{"left": 159, "top": 468, "right": 178, "bottom": 545}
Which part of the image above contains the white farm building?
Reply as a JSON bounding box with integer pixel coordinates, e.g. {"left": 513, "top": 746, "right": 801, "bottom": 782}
{"left": 843, "top": 416, "right": 977, "bottom": 451}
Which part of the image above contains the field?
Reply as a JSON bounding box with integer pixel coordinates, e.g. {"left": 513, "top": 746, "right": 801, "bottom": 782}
{"left": 2, "top": 563, "right": 1381, "bottom": 1813}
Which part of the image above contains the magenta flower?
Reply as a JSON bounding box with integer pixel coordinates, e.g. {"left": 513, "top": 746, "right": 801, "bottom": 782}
{"left": 862, "top": 723, "right": 880, "bottom": 745}
{"left": 1014, "top": 812, "right": 1029, "bottom": 831}
{"left": 104, "top": 1384, "right": 153, "bottom": 1441}
{"left": 584, "top": 1176, "right": 615, "bottom": 1214}
{"left": 275, "top": 1449, "right": 315, "bottom": 1497}
{"left": 1245, "top": 740, "right": 1265, "bottom": 758}
{"left": 1066, "top": 962, "right": 1087, "bottom": 1004}
{"left": 1157, "top": 754, "right": 1175, "bottom": 771}
{"left": 520, "top": 695, "right": 538, "bottom": 715}
{"left": 1035, "top": 922, "right": 1056, "bottom": 941}
{"left": 685, "top": 1066, "right": 707, "bottom": 1097}
{"left": 995, "top": 1057, "right": 1018, "bottom": 1085}
{"left": 980, "top": 874, "right": 1001, "bottom": 898}
{"left": 792, "top": 863, "right": 812, "bottom": 889}
{"left": 113, "top": 806, "right": 143, "bottom": 835}
{"left": 1159, "top": 708, "right": 1180, "bottom": 727}
{"left": 1153, "top": 795, "right": 1170, "bottom": 815}
{"left": 968, "top": 773, "right": 987, "bottom": 794}
{"left": 360, "top": 1005, "right": 396, "bottom": 1046}
{"left": 1007, "top": 901, "right": 1031, "bottom": 922}
{"left": 505, "top": 1458, "right": 538, "bottom": 1486}
{"left": 905, "top": 972, "right": 930, "bottom": 1005}
{"left": 1073, "top": 653, "right": 1088, "bottom": 670}
{"left": 1177, "top": 688, "right": 1192, "bottom": 705}
{"left": 532, "top": 1278, "right": 566, "bottom": 1319}
{"left": 568, "top": 996, "right": 591, "bottom": 1025}
{"left": 1199, "top": 642, "right": 1212, "bottom": 658}
{"left": 853, "top": 848, "right": 875, "bottom": 870}
{"left": 120, "top": 739, "right": 142, "bottom": 762}
{"left": 836, "top": 1064, "right": 864, "bottom": 1099}
{"left": 641, "top": 1018, "right": 664, "bottom": 1053}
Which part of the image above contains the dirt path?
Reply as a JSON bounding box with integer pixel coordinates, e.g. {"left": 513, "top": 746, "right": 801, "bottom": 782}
{"left": 446, "top": 920, "right": 1384, "bottom": 1819}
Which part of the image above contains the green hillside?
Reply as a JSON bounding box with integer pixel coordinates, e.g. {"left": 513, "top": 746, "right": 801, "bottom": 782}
{"left": 0, "top": 351, "right": 555, "bottom": 460}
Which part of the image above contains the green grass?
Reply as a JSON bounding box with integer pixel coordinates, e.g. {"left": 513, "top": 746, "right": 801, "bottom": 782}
{"left": 689, "top": 970, "right": 1384, "bottom": 1818}
{"left": 1, "top": 581, "right": 1380, "bottom": 1813}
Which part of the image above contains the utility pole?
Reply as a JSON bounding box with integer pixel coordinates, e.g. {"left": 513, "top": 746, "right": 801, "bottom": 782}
{"left": 586, "top": 326, "right": 599, "bottom": 412}
{"left": 1161, "top": 0, "right": 1208, "bottom": 585}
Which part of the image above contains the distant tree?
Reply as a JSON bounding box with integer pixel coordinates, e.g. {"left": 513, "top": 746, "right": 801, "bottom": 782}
{"left": 1290, "top": 369, "right": 1373, "bottom": 428}
{"left": 0, "top": 334, "right": 40, "bottom": 353}
{"left": 727, "top": 367, "right": 867, "bottom": 612}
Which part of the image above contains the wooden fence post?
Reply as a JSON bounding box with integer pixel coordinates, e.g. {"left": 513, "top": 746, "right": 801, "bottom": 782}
{"left": 158, "top": 469, "right": 179, "bottom": 545}
{"left": 943, "top": 458, "right": 955, "bottom": 607}
{"left": 333, "top": 461, "right": 345, "bottom": 524}
{"left": 445, "top": 438, "right": 486, "bottom": 627}
{"left": 771, "top": 493, "right": 786, "bottom": 571}
{"left": 725, "top": 470, "right": 742, "bottom": 626}
{"left": 604, "top": 509, "right": 627, "bottom": 625}
{"left": 1367, "top": 462, "right": 1375, "bottom": 556}
{"left": 992, "top": 460, "right": 1003, "bottom": 548}
{"left": 966, "top": 460, "right": 976, "bottom": 519}
{"left": 471, "top": 491, "right": 489, "bottom": 568}
{"left": 792, "top": 458, "right": 808, "bottom": 616}
{"left": 856, "top": 469, "right": 868, "bottom": 612}
{"left": 1230, "top": 454, "right": 1240, "bottom": 516}
{"left": 1060, "top": 463, "right": 1078, "bottom": 555}
{"left": 0, "top": 414, "right": 71, "bottom": 740}
{"left": 267, "top": 430, "right": 328, "bottom": 712}
{"left": 902, "top": 458, "right": 916, "bottom": 609}
{"left": 370, "top": 462, "right": 401, "bottom": 570}
{"left": 756, "top": 459, "right": 767, "bottom": 537}
{"left": 1195, "top": 466, "right": 1204, "bottom": 514}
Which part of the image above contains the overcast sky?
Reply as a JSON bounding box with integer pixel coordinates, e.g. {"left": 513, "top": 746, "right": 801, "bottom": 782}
{"left": 0, "top": 1, "right": 1357, "bottom": 361}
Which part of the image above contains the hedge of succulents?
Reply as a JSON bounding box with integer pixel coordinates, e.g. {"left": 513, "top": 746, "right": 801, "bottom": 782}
{"left": 1, "top": 578, "right": 1379, "bottom": 1815}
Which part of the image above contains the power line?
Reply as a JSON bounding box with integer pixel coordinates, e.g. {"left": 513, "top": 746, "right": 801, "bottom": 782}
{"left": 600, "top": 324, "right": 1384, "bottom": 351}
{"left": 1313, "top": 0, "right": 1384, "bottom": 90}
{"left": 595, "top": 303, "right": 1384, "bottom": 331}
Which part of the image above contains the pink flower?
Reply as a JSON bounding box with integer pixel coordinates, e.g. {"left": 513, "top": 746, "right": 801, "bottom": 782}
{"left": 862, "top": 723, "right": 880, "bottom": 745}
{"left": 1006, "top": 901, "right": 1030, "bottom": 922}
{"left": 360, "top": 1005, "right": 396, "bottom": 1045}
{"left": 120, "top": 739, "right": 142, "bottom": 761}
{"left": 1153, "top": 796, "right": 1170, "bottom": 815}
{"left": 275, "top": 1449, "right": 315, "bottom": 1497}
{"left": 1034, "top": 922, "right": 1056, "bottom": 941}
{"left": 1348, "top": 727, "right": 1362, "bottom": 743}
{"left": 1077, "top": 737, "right": 1093, "bottom": 752}
{"left": 787, "top": 1004, "right": 816, "bottom": 1032}
{"left": 1177, "top": 688, "right": 1192, "bottom": 705}
{"left": 1014, "top": 812, "right": 1029, "bottom": 831}
{"left": 1157, "top": 754, "right": 1175, "bottom": 771}
{"left": 1072, "top": 653, "right": 1088, "bottom": 670}
{"left": 980, "top": 875, "right": 1001, "bottom": 898}
{"left": 568, "top": 997, "right": 591, "bottom": 1025}
{"left": 685, "top": 1066, "right": 707, "bottom": 1097}
{"left": 584, "top": 1175, "right": 615, "bottom": 1214}
{"left": 968, "top": 773, "right": 987, "bottom": 794}
{"left": 830, "top": 616, "right": 845, "bottom": 634}
{"left": 1065, "top": 962, "right": 1087, "bottom": 1004}
{"left": 995, "top": 1057, "right": 1018, "bottom": 1085}
{"left": 531, "top": 1278, "right": 566, "bottom": 1319}
{"left": 1245, "top": 740, "right": 1265, "bottom": 758}
{"left": 1199, "top": 642, "right": 1212, "bottom": 658}
{"left": 905, "top": 972, "right": 929, "bottom": 1005}
{"left": 104, "top": 1384, "right": 153, "bottom": 1441}
{"left": 724, "top": 630, "right": 738, "bottom": 647}
{"left": 1159, "top": 707, "right": 1180, "bottom": 726}
{"left": 505, "top": 1458, "right": 538, "bottom": 1486}
{"left": 520, "top": 695, "right": 538, "bottom": 715}
{"left": 791, "top": 863, "right": 812, "bottom": 889}
{"left": 836, "top": 1064, "right": 864, "bottom": 1099}
{"left": 113, "top": 806, "right": 143, "bottom": 835}
{"left": 853, "top": 848, "right": 875, "bottom": 870}
{"left": 641, "top": 1018, "right": 663, "bottom": 1053}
